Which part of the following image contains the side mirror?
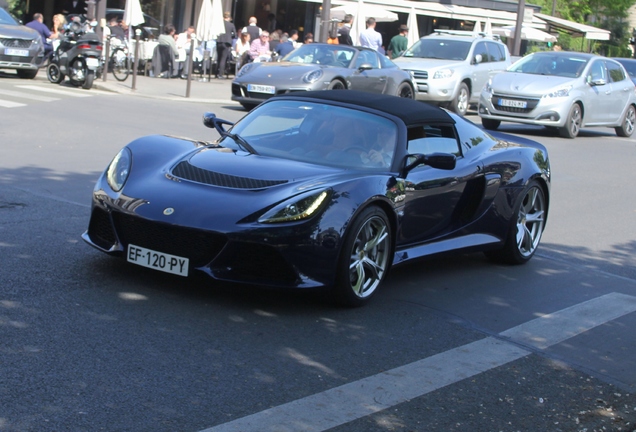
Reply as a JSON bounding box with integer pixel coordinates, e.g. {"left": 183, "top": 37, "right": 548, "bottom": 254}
{"left": 403, "top": 152, "right": 456, "bottom": 175}
{"left": 358, "top": 63, "right": 373, "bottom": 71}
{"left": 203, "top": 112, "right": 234, "bottom": 137}
{"left": 473, "top": 54, "right": 483, "bottom": 65}
{"left": 588, "top": 77, "right": 607, "bottom": 86}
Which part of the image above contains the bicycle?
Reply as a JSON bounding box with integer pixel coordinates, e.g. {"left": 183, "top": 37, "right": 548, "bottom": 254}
{"left": 108, "top": 37, "right": 132, "bottom": 81}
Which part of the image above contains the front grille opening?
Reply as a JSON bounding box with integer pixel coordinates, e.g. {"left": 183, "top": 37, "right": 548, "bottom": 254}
{"left": 172, "top": 161, "right": 288, "bottom": 189}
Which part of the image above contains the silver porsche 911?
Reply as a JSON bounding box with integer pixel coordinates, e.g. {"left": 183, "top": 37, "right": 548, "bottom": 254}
{"left": 231, "top": 43, "right": 416, "bottom": 110}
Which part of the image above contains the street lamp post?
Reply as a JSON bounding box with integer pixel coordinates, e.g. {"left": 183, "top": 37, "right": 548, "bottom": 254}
{"left": 321, "top": 0, "right": 331, "bottom": 43}
{"left": 512, "top": 0, "right": 525, "bottom": 56}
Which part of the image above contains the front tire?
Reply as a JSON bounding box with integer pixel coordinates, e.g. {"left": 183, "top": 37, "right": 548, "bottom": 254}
{"left": 46, "top": 63, "right": 64, "bottom": 84}
{"left": 559, "top": 103, "right": 582, "bottom": 138}
{"left": 481, "top": 118, "right": 500, "bottom": 130}
{"left": 333, "top": 206, "right": 392, "bottom": 307}
{"left": 450, "top": 82, "right": 469, "bottom": 116}
{"left": 485, "top": 180, "right": 546, "bottom": 264}
{"left": 615, "top": 105, "right": 635, "bottom": 137}
{"left": 327, "top": 79, "right": 346, "bottom": 90}
{"left": 17, "top": 69, "right": 38, "bottom": 79}
{"left": 396, "top": 82, "right": 414, "bottom": 99}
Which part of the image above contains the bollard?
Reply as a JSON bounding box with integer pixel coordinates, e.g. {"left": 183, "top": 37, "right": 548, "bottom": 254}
{"left": 102, "top": 37, "right": 109, "bottom": 82}
{"left": 132, "top": 29, "right": 141, "bottom": 91}
{"left": 186, "top": 37, "right": 194, "bottom": 98}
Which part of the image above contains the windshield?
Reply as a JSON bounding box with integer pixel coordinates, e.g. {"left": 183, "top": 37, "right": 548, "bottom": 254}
{"left": 509, "top": 53, "right": 589, "bottom": 77}
{"left": 0, "top": 8, "right": 18, "bottom": 25}
{"left": 283, "top": 44, "right": 356, "bottom": 67}
{"left": 224, "top": 100, "right": 398, "bottom": 170}
{"left": 402, "top": 39, "right": 471, "bottom": 61}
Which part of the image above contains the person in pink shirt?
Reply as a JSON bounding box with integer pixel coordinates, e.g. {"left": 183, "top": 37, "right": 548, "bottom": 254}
{"left": 249, "top": 31, "right": 271, "bottom": 62}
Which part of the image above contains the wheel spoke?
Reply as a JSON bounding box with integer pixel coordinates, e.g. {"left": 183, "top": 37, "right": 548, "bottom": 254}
{"left": 525, "top": 210, "right": 544, "bottom": 224}
{"left": 364, "top": 227, "right": 387, "bottom": 252}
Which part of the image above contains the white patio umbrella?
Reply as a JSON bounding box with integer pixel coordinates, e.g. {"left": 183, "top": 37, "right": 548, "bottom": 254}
{"left": 406, "top": 8, "right": 419, "bottom": 48}
{"left": 473, "top": 20, "right": 482, "bottom": 34}
{"left": 492, "top": 25, "right": 558, "bottom": 43}
{"left": 123, "top": 0, "right": 144, "bottom": 27}
{"left": 484, "top": 17, "right": 492, "bottom": 35}
{"left": 123, "top": 0, "right": 144, "bottom": 41}
{"left": 196, "top": 0, "right": 225, "bottom": 42}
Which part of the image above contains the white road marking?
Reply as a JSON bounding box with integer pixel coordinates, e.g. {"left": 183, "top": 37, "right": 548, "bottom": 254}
{"left": 0, "top": 99, "right": 27, "bottom": 108}
{"left": 0, "top": 89, "right": 60, "bottom": 102}
{"left": 200, "top": 293, "right": 636, "bottom": 432}
{"left": 16, "top": 85, "right": 93, "bottom": 97}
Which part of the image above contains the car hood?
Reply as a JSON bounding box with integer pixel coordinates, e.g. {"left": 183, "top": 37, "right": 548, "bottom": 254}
{"left": 392, "top": 57, "right": 464, "bottom": 70}
{"left": 0, "top": 23, "right": 40, "bottom": 40}
{"left": 491, "top": 72, "right": 576, "bottom": 95}
{"left": 237, "top": 62, "right": 331, "bottom": 82}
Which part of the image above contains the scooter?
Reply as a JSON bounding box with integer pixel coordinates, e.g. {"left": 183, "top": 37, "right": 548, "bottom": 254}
{"left": 46, "top": 18, "right": 102, "bottom": 89}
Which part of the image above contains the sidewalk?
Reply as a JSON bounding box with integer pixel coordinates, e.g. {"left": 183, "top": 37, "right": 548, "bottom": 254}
{"left": 93, "top": 72, "right": 238, "bottom": 105}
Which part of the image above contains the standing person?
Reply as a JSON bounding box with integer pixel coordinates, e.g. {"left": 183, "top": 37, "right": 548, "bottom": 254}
{"left": 216, "top": 11, "right": 236, "bottom": 79}
{"left": 26, "top": 13, "right": 56, "bottom": 56}
{"left": 387, "top": 24, "right": 409, "bottom": 59}
{"left": 338, "top": 14, "right": 353, "bottom": 45}
{"left": 288, "top": 29, "right": 300, "bottom": 48}
{"left": 359, "top": 17, "right": 382, "bottom": 51}
{"left": 242, "top": 16, "right": 262, "bottom": 44}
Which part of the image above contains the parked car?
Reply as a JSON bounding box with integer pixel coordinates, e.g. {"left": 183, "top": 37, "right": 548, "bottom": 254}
{"left": 479, "top": 51, "right": 636, "bottom": 138}
{"left": 105, "top": 8, "right": 160, "bottom": 40}
{"left": 613, "top": 57, "right": 636, "bottom": 86}
{"left": 82, "top": 90, "right": 550, "bottom": 307}
{"left": 0, "top": 7, "right": 45, "bottom": 78}
{"left": 231, "top": 43, "right": 415, "bottom": 110}
{"left": 393, "top": 30, "right": 511, "bottom": 116}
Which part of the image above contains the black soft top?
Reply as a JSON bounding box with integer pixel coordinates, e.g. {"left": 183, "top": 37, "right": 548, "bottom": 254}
{"left": 274, "top": 90, "right": 455, "bottom": 127}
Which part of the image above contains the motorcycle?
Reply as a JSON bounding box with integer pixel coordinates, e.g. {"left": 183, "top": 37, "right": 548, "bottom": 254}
{"left": 46, "top": 18, "right": 102, "bottom": 89}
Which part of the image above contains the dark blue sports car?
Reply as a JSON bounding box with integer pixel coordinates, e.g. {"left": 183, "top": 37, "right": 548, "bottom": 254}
{"left": 83, "top": 91, "right": 551, "bottom": 306}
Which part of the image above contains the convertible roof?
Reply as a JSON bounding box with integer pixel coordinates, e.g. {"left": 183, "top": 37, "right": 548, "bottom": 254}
{"left": 275, "top": 91, "right": 455, "bottom": 127}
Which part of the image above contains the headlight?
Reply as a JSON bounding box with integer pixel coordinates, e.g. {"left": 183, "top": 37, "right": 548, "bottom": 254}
{"left": 543, "top": 85, "right": 572, "bottom": 98}
{"left": 303, "top": 69, "right": 323, "bottom": 83}
{"left": 237, "top": 63, "right": 257, "bottom": 78}
{"left": 483, "top": 79, "right": 493, "bottom": 94}
{"left": 433, "top": 69, "right": 454, "bottom": 79}
{"left": 106, "top": 147, "right": 132, "bottom": 192}
{"left": 259, "top": 190, "right": 329, "bottom": 223}
{"left": 32, "top": 38, "right": 41, "bottom": 45}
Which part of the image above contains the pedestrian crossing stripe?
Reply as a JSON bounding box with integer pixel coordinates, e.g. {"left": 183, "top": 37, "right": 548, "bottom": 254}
{"left": 0, "top": 89, "right": 60, "bottom": 102}
{"left": 0, "top": 99, "right": 26, "bottom": 108}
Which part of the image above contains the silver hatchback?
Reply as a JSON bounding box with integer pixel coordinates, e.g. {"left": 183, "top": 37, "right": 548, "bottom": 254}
{"left": 479, "top": 51, "right": 636, "bottom": 138}
{"left": 0, "top": 8, "right": 45, "bottom": 78}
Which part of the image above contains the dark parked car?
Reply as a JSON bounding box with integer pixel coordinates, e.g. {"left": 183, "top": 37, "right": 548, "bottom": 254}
{"left": 613, "top": 57, "right": 636, "bottom": 86}
{"left": 83, "top": 91, "right": 550, "bottom": 306}
{"left": 0, "top": 7, "right": 45, "bottom": 78}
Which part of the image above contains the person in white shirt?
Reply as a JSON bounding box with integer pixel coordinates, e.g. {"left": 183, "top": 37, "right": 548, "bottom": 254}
{"left": 359, "top": 17, "right": 382, "bottom": 52}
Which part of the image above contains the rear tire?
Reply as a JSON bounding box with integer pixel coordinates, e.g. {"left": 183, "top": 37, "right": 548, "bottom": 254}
{"left": 481, "top": 118, "right": 500, "bottom": 130}
{"left": 485, "top": 180, "right": 546, "bottom": 264}
{"left": 333, "top": 206, "right": 392, "bottom": 307}
{"left": 82, "top": 71, "right": 95, "bottom": 89}
{"left": 559, "top": 103, "right": 582, "bottom": 138}
{"left": 111, "top": 48, "right": 130, "bottom": 82}
{"left": 46, "top": 63, "right": 64, "bottom": 84}
{"left": 615, "top": 105, "right": 635, "bottom": 137}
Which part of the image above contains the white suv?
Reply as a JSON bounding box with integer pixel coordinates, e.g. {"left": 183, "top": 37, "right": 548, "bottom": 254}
{"left": 393, "top": 30, "right": 511, "bottom": 116}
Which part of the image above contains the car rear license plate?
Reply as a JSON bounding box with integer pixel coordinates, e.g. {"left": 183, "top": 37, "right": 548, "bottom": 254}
{"left": 127, "top": 244, "right": 189, "bottom": 277}
{"left": 499, "top": 99, "right": 527, "bottom": 108}
{"left": 5, "top": 48, "right": 29, "bottom": 57}
{"left": 247, "top": 84, "right": 275, "bottom": 94}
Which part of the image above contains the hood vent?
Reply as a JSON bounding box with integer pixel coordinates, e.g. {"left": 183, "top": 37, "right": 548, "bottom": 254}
{"left": 172, "top": 161, "right": 288, "bottom": 189}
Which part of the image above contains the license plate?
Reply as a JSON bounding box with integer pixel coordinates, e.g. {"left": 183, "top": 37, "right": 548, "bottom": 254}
{"left": 127, "top": 244, "right": 189, "bottom": 277}
{"left": 85, "top": 57, "right": 100, "bottom": 68}
{"left": 247, "top": 84, "right": 275, "bottom": 94}
{"left": 499, "top": 99, "right": 527, "bottom": 108}
{"left": 5, "top": 48, "right": 29, "bottom": 57}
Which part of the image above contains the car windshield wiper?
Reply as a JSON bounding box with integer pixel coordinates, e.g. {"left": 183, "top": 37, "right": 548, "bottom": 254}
{"left": 225, "top": 132, "right": 258, "bottom": 155}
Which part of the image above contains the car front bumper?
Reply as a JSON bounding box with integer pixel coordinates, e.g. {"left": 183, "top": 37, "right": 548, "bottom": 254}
{"left": 478, "top": 90, "right": 572, "bottom": 127}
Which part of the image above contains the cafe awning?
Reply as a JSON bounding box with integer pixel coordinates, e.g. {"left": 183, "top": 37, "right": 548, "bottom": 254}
{"left": 534, "top": 13, "right": 610, "bottom": 40}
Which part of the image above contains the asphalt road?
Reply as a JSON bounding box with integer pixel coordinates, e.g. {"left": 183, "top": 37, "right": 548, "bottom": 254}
{"left": 1, "top": 76, "right": 635, "bottom": 432}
